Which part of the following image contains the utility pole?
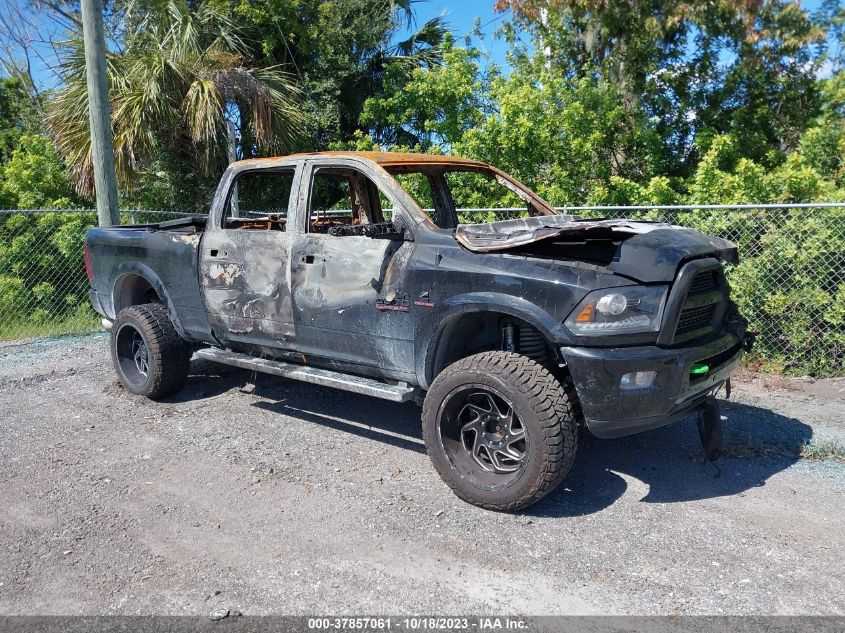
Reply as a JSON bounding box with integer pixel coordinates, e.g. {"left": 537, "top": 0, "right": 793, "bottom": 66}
{"left": 81, "top": 0, "right": 119, "bottom": 226}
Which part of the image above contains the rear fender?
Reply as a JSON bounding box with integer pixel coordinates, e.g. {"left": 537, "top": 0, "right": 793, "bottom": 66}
{"left": 111, "top": 262, "right": 188, "bottom": 340}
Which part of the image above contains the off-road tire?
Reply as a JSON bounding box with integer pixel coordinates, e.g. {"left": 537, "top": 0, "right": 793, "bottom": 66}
{"left": 422, "top": 352, "right": 578, "bottom": 511}
{"left": 111, "top": 304, "right": 190, "bottom": 399}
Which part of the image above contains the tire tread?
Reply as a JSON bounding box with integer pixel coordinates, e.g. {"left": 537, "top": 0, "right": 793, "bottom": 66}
{"left": 422, "top": 351, "right": 578, "bottom": 512}
{"left": 111, "top": 304, "right": 190, "bottom": 399}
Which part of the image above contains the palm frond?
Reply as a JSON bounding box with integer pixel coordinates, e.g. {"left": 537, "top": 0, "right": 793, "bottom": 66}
{"left": 46, "top": 0, "right": 308, "bottom": 195}
{"left": 252, "top": 66, "right": 307, "bottom": 151}
{"left": 391, "top": 15, "right": 447, "bottom": 68}
{"left": 208, "top": 65, "right": 305, "bottom": 151}
{"left": 182, "top": 78, "right": 225, "bottom": 168}
{"left": 389, "top": 0, "right": 419, "bottom": 29}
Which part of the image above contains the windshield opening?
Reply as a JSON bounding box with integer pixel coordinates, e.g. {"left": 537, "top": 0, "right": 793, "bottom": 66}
{"left": 383, "top": 165, "right": 556, "bottom": 229}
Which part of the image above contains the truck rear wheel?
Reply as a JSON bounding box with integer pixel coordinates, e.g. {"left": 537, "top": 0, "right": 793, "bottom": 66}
{"left": 422, "top": 352, "right": 578, "bottom": 511}
{"left": 111, "top": 304, "right": 190, "bottom": 399}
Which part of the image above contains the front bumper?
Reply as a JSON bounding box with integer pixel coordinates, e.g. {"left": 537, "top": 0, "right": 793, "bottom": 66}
{"left": 562, "top": 332, "right": 749, "bottom": 439}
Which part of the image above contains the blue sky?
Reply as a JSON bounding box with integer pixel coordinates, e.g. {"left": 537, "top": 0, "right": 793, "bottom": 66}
{"left": 6, "top": 0, "right": 835, "bottom": 91}
{"left": 403, "top": 0, "right": 832, "bottom": 73}
{"left": 401, "top": 0, "right": 512, "bottom": 69}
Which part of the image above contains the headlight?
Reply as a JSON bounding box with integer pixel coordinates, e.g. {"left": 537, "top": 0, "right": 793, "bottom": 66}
{"left": 565, "top": 285, "right": 668, "bottom": 335}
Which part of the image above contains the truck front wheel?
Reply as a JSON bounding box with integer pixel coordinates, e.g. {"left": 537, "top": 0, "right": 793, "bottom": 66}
{"left": 422, "top": 352, "right": 578, "bottom": 511}
{"left": 111, "top": 304, "right": 190, "bottom": 399}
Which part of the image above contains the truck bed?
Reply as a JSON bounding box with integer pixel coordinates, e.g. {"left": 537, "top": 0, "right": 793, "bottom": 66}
{"left": 85, "top": 217, "right": 213, "bottom": 341}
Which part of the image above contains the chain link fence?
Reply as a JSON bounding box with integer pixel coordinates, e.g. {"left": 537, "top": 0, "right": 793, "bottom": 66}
{"left": 0, "top": 209, "right": 192, "bottom": 341}
{"left": 1, "top": 205, "right": 843, "bottom": 376}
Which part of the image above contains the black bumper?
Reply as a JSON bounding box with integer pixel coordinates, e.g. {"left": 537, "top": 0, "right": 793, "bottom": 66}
{"left": 562, "top": 333, "right": 748, "bottom": 439}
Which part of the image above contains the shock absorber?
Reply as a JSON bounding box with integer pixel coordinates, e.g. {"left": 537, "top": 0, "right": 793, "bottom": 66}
{"left": 502, "top": 321, "right": 517, "bottom": 353}
{"left": 517, "top": 324, "right": 549, "bottom": 365}
{"left": 500, "top": 320, "right": 549, "bottom": 365}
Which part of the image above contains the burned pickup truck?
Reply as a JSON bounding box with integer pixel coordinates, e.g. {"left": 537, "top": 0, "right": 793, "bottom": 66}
{"left": 85, "top": 151, "right": 752, "bottom": 511}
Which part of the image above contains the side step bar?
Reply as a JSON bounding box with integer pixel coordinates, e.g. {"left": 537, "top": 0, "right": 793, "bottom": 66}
{"left": 194, "top": 347, "right": 418, "bottom": 403}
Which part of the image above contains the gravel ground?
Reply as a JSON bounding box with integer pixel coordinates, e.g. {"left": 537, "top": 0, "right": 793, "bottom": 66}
{"left": 0, "top": 333, "right": 843, "bottom": 616}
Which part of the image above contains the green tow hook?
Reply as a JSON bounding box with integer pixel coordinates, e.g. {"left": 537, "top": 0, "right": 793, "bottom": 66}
{"left": 690, "top": 362, "right": 710, "bottom": 377}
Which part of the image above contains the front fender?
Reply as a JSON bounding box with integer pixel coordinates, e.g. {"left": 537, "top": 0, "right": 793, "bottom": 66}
{"left": 415, "top": 292, "right": 569, "bottom": 388}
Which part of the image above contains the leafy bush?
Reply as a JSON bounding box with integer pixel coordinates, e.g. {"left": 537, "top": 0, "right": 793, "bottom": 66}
{"left": 0, "top": 211, "right": 98, "bottom": 339}
{"left": 672, "top": 209, "right": 845, "bottom": 376}
{"left": 0, "top": 135, "right": 76, "bottom": 209}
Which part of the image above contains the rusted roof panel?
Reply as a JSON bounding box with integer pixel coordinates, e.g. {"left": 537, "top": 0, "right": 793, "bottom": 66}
{"left": 235, "top": 151, "right": 488, "bottom": 168}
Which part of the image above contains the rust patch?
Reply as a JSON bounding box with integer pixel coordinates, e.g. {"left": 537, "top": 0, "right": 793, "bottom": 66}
{"left": 207, "top": 263, "right": 242, "bottom": 287}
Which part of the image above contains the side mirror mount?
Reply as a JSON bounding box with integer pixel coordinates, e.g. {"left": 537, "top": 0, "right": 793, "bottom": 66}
{"left": 392, "top": 216, "right": 414, "bottom": 242}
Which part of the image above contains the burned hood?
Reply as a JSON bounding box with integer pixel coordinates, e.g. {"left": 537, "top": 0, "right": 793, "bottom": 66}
{"left": 454, "top": 216, "right": 738, "bottom": 283}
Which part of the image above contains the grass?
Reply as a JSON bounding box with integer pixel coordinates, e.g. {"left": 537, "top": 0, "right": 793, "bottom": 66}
{"left": 0, "top": 313, "right": 100, "bottom": 342}
{"left": 716, "top": 439, "right": 845, "bottom": 463}
{"left": 799, "top": 439, "right": 845, "bottom": 463}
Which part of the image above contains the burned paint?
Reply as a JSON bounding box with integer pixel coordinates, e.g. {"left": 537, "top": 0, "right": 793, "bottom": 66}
{"left": 201, "top": 230, "right": 296, "bottom": 342}
{"left": 207, "top": 263, "right": 242, "bottom": 287}
{"left": 86, "top": 150, "right": 750, "bottom": 439}
{"left": 169, "top": 233, "right": 200, "bottom": 247}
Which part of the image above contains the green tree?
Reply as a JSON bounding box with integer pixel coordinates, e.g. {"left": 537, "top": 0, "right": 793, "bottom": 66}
{"left": 47, "top": 0, "right": 305, "bottom": 205}
{"left": 800, "top": 71, "right": 845, "bottom": 187}
{"left": 361, "top": 36, "right": 490, "bottom": 149}
{"left": 206, "top": 0, "right": 448, "bottom": 148}
{"left": 495, "top": 0, "right": 827, "bottom": 173}
{"left": 0, "top": 76, "right": 40, "bottom": 165}
{"left": 0, "top": 134, "right": 76, "bottom": 209}
{"left": 361, "top": 43, "right": 662, "bottom": 205}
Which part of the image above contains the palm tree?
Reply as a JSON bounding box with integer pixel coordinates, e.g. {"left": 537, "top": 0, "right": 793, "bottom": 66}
{"left": 48, "top": 0, "right": 305, "bottom": 196}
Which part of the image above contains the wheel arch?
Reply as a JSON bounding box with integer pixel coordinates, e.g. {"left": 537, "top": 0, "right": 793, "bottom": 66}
{"left": 110, "top": 262, "right": 188, "bottom": 339}
{"left": 417, "top": 293, "right": 564, "bottom": 389}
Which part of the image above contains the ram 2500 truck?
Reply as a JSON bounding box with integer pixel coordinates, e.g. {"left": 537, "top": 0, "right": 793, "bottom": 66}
{"left": 85, "top": 151, "right": 753, "bottom": 511}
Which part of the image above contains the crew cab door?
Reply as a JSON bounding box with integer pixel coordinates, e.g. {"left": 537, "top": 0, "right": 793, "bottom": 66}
{"left": 288, "top": 160, "right": 416, "bottom": 376}
{"left": 199, "top": 163, "right": 301, "bottom": 348}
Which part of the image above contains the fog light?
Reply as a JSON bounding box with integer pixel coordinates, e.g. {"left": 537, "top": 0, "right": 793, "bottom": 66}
{"left": 620, "top": 370, "right": 657, "bottom": 390}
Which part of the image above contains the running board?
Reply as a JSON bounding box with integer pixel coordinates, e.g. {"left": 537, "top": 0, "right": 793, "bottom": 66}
{"left": 194, "top": 347, "right": 417, "bottom": 403}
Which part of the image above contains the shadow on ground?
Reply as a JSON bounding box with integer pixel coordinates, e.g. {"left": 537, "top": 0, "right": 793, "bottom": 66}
{"left": 528, "top": 398, "right": 812, "bottom": 517}
{"left": 162, "top": 359, "right": 249, "bottom": 403}
{"left": 171, "top": 363, "right": 813, "bottom": 516}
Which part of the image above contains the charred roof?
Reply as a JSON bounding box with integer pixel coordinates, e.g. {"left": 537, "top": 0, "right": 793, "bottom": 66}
{"left": 234, "top": 151, "right": 489, "bottom": 169}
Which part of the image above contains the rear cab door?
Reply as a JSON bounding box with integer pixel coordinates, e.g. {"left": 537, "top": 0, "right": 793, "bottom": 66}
{"left": 199, "top": 159, "right": 303, "bottom": 348}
